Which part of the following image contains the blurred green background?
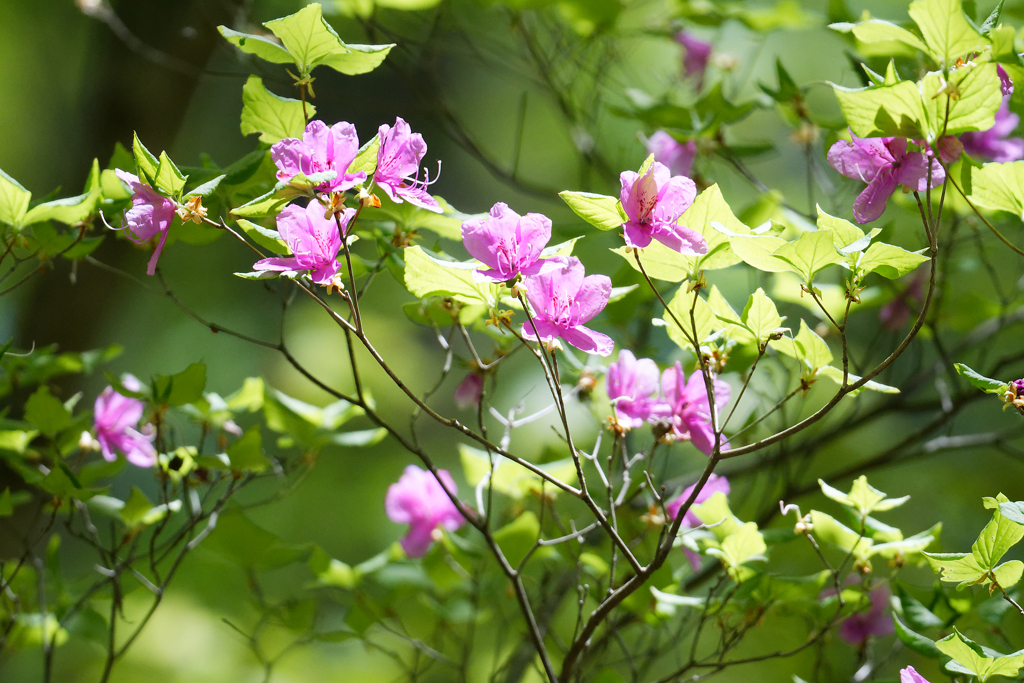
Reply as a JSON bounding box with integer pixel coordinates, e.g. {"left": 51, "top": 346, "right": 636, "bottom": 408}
{"left": 3, "top": 0, "right": 1024, "bottom": 681}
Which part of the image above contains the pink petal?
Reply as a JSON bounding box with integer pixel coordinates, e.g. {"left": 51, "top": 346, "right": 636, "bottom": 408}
{"left": 560, "top": 325, "right": 614, "bottom": 356}
{"left": 572, "top": 274, "right": 612, "bottom": 324}
{"left": 852, "top": 167, "right": 899, "bottom": 224}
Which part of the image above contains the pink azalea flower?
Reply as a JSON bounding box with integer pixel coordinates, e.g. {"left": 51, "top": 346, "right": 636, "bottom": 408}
{"left": 606, "top": 350, "right": 668, "bottom": 428}
{"left": 839, "top": 585, "right": 894, "bottom": 644}
{"left": 385, "top": 465, "right": 466, "bottom": 557}
{"left": 374, "top": 117, "right": 441, "bottom": 213}
{"left": 271, "top": 120, "right": 366, "bottom": 193}
{"left": 619, "top": 161, "right": 706, "bottom": 254}
{"left": 645, "top": 131, "right": 697, "bottom": 179}
{"left": 453, "top": 373, "right": 483, "bottom": 410}
{"left": 901, "top": 667, "right": 930, "bottom": 683}
{"left": 521, "top": 256, "right": 614, "bottom": 357}
{"left": 253, "top": 202, "right": 354, "bottom": 285}
{"left": 660, "top": 362, "right": 730, "bottom": 455}
{"left": 675, "top": 31, "right": 712, "bottom": 84}
{"left": 665, "top": 473, "right": 730, "bottom": 570}
{"left": 114, "top": 170, "right": 177, "bottom": 277}
{"left": 93, "top": 375, "right": 157, "bottom": 468}
{"left": 999, "top": 63, "right": 1014, "bottom": 96}
{"left": 960, "top": 96, "right": 1024, "bottom": 163}
{"left": 827, "top": 134, "right": 944, "bottom": 224}
{"left": 461, "top": 202, "right": 551, "bottom": 283}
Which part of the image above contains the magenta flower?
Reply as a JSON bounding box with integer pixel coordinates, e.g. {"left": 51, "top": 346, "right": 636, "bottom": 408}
{"left": 827, "top": 134, "right": 944, "bottom": 224}
{"left": 999, "top": 63, "right": 1014, "bottom": 96}
{"left": 619, "top": 162, "right": 706, "bottom": 254}
{"left": 960, "top": 96, "right": 1024, "bottom": 163}
{"left": 645, "top": 131, "right": 697, "bottom": 179}
{"left": 461, "top": 203, "right": 552, "bottom": 283}
{"left": 93, "top": 375, "right": 157, "bottom": 468}
{"left": 660, "top": 362, "right": 730, "bottom": 455}
{"left": 675, "top": 31, "right": 712, "bottom": 84}
{"left": 385, "top": 465, "right": 466, "bottom": 557}
{"left": 840, "top": 586, "right": 894, "bottom": 644}
{"left": 374, "top": 117, "right": 441, "bottom": 213}
{"left": 521, "top": 257, "right": 614, "bottom": 357}
{"left": 900, "top": 667, "right": 930, "bottom": 683}
{"left": 665, "top": 473, "right": 730, "bottom": 570}
{"left": 606, "top": 350, "right": 667, "bottom": 428}
{"left": 253, "top": 202, "right": 353, "bottom": 285}
{"left": 453, "top": 373, "right": 483, "bottom": 410}
{"left": 114, "top": 170, "right": 176, "bottom": 277}
{"left": 271, "top": 120, "right": 366, "bottom": 193}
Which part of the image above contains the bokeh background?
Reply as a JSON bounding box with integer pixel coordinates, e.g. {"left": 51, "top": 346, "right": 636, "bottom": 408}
{"left": 3, "top": 0, "right": 1024, "bottom": 681}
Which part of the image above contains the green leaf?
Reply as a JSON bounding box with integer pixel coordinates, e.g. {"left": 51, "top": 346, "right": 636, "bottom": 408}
{"left": 218, "top": 26, "right": 294, "bottom": 64}
{"left": 832, "top": 80, "right": 925, "bottom": 139}
{"left": 742, "top": 288, "right": 783, "bottom": 344}
{"left": 154, "top": 151, "right": 187, "bottom": 197}
{"left": 817, "top": 366, "right": 900, "bottom": 393}
{"left": 925, "top": 551, "right": 987, "bottom": 586}
{"left": 707, "top": 285, "right": 755, "bottom": 345}
{"left": 771, "top": 230, "right": 843, "bottom": 283}
{"left": 494, "top": 511, "right": 540, "bottom": 567}
{"left": 230, "top": 182, "right": 303, "bottom": 219}
{"left": 0, "top": 488, "right": 13, "bottom": 516}
{"left": 954, "top": 363, "right": 1008, "bottom": 394}
{"left": 723, "top": 233, "right": 789, "bottom": 273}
{"left": 120, "top": 486, "right": 154, "bottom": 527}
{"left": 226, "top": 425, "right": 269, "bottom": 472}
{"left": 459, "top": 444, "right": 577, "bottom": 500}
{"left": 265, "top": 3, "right": 344, "bottom": 74}
{"left": 692, "top": 492, "right": 744, "bottom": 540}
{"left": 314, "top": 42, "right": 394, "bottom": 75}
{"left": 817, "top": 475, "right": 909, "bottom": 516}
{"left": 774, "top": 320, "right": 833, "bottom": 371}
{"left": 24, "top": 386, "right": 71, "bottom": 438}
{"left": 908, "top": 0, "right": 989, "bottom": 64}
{"left": 559, "top": 191, "right": 626, "bottom": 231}
{"left": 664, "top": 286, "right": 717, "bottom": 348}
{"left": 680, "top": 183, "right": 751, "bottom": 270}
{"left": 132, "top": 132, "right": 159, "bottom": 184}
{"left": 815, "top": 205, "right": 868, "bottom": 251}
{"left": 973, "top": 496, "right": 1024, "bottom": 569}
{"left": 185, "top": 174, "right": 225, "bottom": 198}
{"left": 240, "top": 75, "right": 313, "bottom": 145}
{"left": 999, "top": 501, "right": 1024, "bottom": 525}
{"left": 893, "top": 615, "right": 943, "bottom": 658}
{"left": 809, "top": 510, "right": 873, "bottom": 557}
{"left": 857, "top": 242, "right": 928, "bottom": 279}
{"left": 936, "top": 628, "right": 1024, "bottom": 682}
{"left": 962, "top": 160, "right": 1024, "bottom": 218}
{"left": 0, "top": 430, "right": 36, "bottom": 454}
{"left": 993, "top": 560, "right": 1024, "bottom": 588}
{"left": 236, "top": 219, "right": 289, "bottom": 254}
{"left": 920, "top": 64, "right": 1002, "bottom": 139}
{"left": 0, "top": 167, "right": 31, "bottom": 228}
{"left": 349, "top": 135, "right": 379, "bottom": 177}
{"left": 403, "top": 245, "right": 492, "bottom": 306}
{"left": 705, "top": 522, "right": 767, "bottom": 573}
{"left": 23, "top": 160, "right": 102, "bottom": 226}
{"left": 850, "top": 19, "right": 931, "bottom": 53}
{"left": 152, "top": 363, "right": 207, "bottom": 407}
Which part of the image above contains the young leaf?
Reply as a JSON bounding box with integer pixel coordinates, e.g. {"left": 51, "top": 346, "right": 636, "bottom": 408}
{"left": 231, "top": 183, "right": 296, "bottom": 219}
{"left": 315, "top": 42, "right": 394, "bottom": 75}
{"left": 154, "top": 151, "right": 187, "bottom": 197}
{"left": 240, "top": 76, "right": 313, "bottom": 145}
{"left": 680, "top": 183, "right": 751, "bottom": 270}
{"left": 893, "top": 615, "right": 943, "bottom": 658}
{"left": 236, "top": 219, "right": 289, "bottom": 254}
{"left": 264, "top": 3, "right": 345, "bottom": 74}
{"left": 954, "top": 363, "right": 1008, "bottom": 394}
{"left": 962, "top": 160, "right": 1024, "bottom": 218}
{"left": 973, "top": 495, "right": 1024, "bottom": 569}
{"left": 857, "top": 242, "right": 928, "bottom": 279}
{"left": 908, "top": 0, "right": 989, "bottom": 64}
{"left": 831, "top": 80, "right": 925, "bottom": 139}
{"left": 936, "top": 628, "right": 1024, "bottom": 682}
{"left": 771, "top": 230, "right": 843, "bottom": 283}
{"left": 403, "top": 246, "right": 492, "bottom": 305}
{"left": 705, "top": 522, "right": 767, "bottom": 575}
{"left": 24, "top": 386, "right": 71, "bottom": 438}
{"left": 559, "top": 191, "right": 626, "bottom": 231}
{"left": 817, "top": 475, "right": 909, "bottom": 516}
{"left": 218, "top": 26, "right": 294, "bottom": 64}
{"left": 774, "top": 320, "right": 833, "bottom": 370}
{"left": 0, "top": 167, "right": 31, "bottom": 228}
{"left": 817, "top": 366, "right": 900, "bottom": 393}
{"left": 132, "top": 132, "right": 159, "bottom": 184}
{"left": 850, "top": 20, "right": 931, "bottom": 54}
{"left": 226, "top": 425, "right": 270, "bottom": 472}
{"left": 152, "top": 363, "right": 207, "bottom": 407}
{"left": 920, "top": 64, "right": 1002, "bottom": 139}
{"left": 120, "top": 486, "right": 155, "bottom": 527}
{"left": 742, "top": 288, "right": 783, "bottom": 344}
{"left": 664, "top": 286, "right": 718, "bottom": 348}
{"left": 494, "top": 512, "right": 540, "bottom": 567}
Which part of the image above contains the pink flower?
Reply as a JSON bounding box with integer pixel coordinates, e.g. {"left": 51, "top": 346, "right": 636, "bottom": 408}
{"left": 619, "top": 161, "right": 705, "bottom": 254}
{"left": 385, "top": 465, "right": 466, "bottom": 557}
{"left": 665, "top": 473, "right": 730, "bottom": 570}
{"left": 374, "top": 117, "right": 441, "bottom": 213}
{"left": 900, "top": 667, "right": 930, "bottom": 683}
{"left": 606, "top": 350, "right": 667, "bottom": 428}
{"left": 645, "top": 131, "right": 697, "bottom": 179}
{"left": 675, "top": 31, "right": 712, "bottom": 84}
{"left": 839, "top": 586, "right": 894, "bottom": 644}
{"left": 453, "top": 373, "right": 483, "bottom": 410}
{"left": 827, "top": 134, "right": 944, "bottom": 224}
{"left": 461, "top": 203, "right": 551, "bottom": 283}
{"left": 521, "top": 257, "right": 614, "bottom": 357}
{"left": 93, "top": 375, "right": 157, "bottom": 468}
{"left": 999, "top": 64, "right": 1014, "bottom": 96}
{"left": 253, "top": 202, "right": 354, "bottom": 285}
{"left": 271, "top": 120, "right": 366, "bottom": 193}
{"left": 960, "top": 96, "right": 1024, "bottom": 163}
{"left": 114, "top": 170, "right": 176, "bottom": 277}
{"left": 660, "top": 362, "right": 730, "bottom": 455}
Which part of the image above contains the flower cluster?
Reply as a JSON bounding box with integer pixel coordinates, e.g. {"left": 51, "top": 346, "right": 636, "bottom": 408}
{"left": 606, "top": 351, "right": 730, "bottom": 454}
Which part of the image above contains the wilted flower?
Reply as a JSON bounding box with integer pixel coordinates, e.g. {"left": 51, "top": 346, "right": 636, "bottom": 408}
{"left": 253, "top": 202, "right": 354, "bottom": 286}
{"left": 839, "top": 585, "right": 894, "bottom": 644}
{"left": 645, "top": 131, "right": 697, "bottom": 179}
{"left": 900, "top": 667, "right": 930, "bottom": 683}
{"left": 665, "top": 474, "right": 730, "bottom": 570}
{"left": 675, "top": 31, "right": 712, "bottom": 84}
{"left": 385, "top": 465, "right": 466, "bottom": 557}
{"left": 619, "top": 161, "right": 706, "bottom": 254}
{"left": 461, "top": 203, "right": 551, "bottom": 283}
{"left": 271, "top": 120, "right": 366, "bottom": 193}
{"left": 114, "top": 170, "right": 177, "bottom": 276}
{"left": 374, "top": 117, "right": 441, "bottom": 213}
{"left": 606, "top": 350, "right": 667, "bottom": 428}
{"left": 521, "top": 257, "right": 614, "bottom": 357}
{"left": 660, "top": 362, "right": 730, "bottom": 455}
{"left": 93, "top": 375, "right": 157, "bottom": 468}
{"left": 827, "top": 134, "right": 944, "bottom": 224}
{"left": 454, "top": 372, "right": 483, "bottom": 410}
